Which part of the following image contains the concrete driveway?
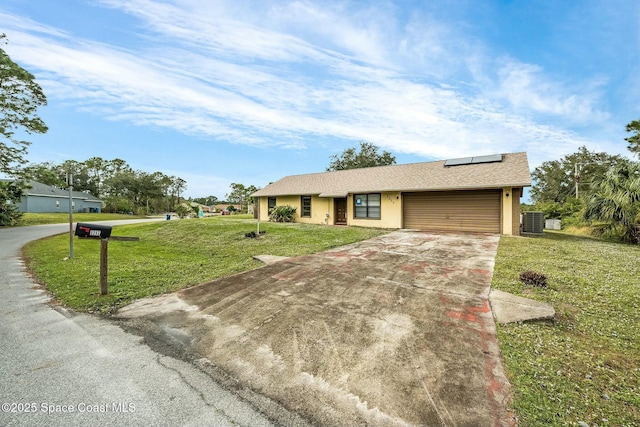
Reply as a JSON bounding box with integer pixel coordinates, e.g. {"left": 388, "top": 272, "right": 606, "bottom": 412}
{"left": 118, "top": 231, "right": 514, "bottom": 427}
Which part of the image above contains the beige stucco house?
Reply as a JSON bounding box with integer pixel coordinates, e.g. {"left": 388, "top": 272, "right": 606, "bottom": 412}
{"left": 252, "top": 152, "right": 531, "bottom": 235}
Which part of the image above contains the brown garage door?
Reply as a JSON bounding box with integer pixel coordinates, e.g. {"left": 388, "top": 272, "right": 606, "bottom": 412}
{"left": 403, "top": 190, "right": 501, "bottom": 233}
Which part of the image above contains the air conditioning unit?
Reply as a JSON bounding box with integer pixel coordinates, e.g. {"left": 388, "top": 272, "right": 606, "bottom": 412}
{"left": 522, "top": 211, "right": 544, "bottom": 234}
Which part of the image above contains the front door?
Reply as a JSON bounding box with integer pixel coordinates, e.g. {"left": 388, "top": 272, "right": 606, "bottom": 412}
{"left": 335, "top": 198, "right": 347, "bottom": 225}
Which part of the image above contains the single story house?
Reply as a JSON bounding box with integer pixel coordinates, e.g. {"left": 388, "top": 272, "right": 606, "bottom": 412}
{"left": 18, "top": 181, "right": 103, "bottom": 213}
{"left": 251, "top": 152, "right": 531, "bottom": 235}
{"left": 190, "top": 202, "right": 213, "bottom": 213}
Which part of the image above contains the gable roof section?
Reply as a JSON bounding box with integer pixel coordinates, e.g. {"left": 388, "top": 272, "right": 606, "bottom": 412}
{"left": 25, "top": 181, "right": 102, "bottom": 202}
{"left": 252, "top": 152, "right": 531, "bottom": 197}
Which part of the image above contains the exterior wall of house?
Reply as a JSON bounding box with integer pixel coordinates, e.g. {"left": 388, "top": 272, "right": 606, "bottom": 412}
{"left": 256, "top": 194, "right": 402, "bottom": 228}
{"left": 257, "top": 197, "right": 266, "bottom": 220}
{"left": 501, "top": 188, "right": 513, "bottom": 235}
{"left": 511, "top": 187, "right": 522, "bottom": 236}
{"left": 258, "top": 195, "right": 332, "bottom": 225}
{"left": 76, "top": 199, "right": 102, "bottom": 213}
{"left": 348, "top": 192, "right": 402, "bottom": 228}
{"left": 267, "top": 195, "right": 297, "bottom": 220}
{"left": 18, "top": 196, "right": 62, "bottom": 213}
{"left": 298, "top": 196, "right": 333, "bottom": 225}
{"left": 19, "top": 195, "right": 102, "bottom": 213}
{"left": 294, "top": 195, "right": 333, "bottom": 225}
{"left": 259, "top": 189, "right": 521, "bottom": 234}
{"left": 500, "top": 187, "right": 522, "bottom": 236}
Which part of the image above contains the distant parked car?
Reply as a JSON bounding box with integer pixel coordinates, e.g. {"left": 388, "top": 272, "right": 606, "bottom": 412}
{"left": 221, "top": 210, "right": 231, "bottom": 215}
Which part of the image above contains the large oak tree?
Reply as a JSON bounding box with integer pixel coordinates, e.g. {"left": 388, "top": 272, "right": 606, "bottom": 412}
{"left": 1, "top": 34, "right": 47, "bottom": 176}
{"left": 1, "top": 34, "right": 48, "bottom": 225}
{"left": 327, "top": 142, "right": 396, "bottom": 171}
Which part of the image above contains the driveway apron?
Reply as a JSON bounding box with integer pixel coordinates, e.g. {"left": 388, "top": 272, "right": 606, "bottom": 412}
{"left": 118, "top": 230, "right": 513, "bottom": 427}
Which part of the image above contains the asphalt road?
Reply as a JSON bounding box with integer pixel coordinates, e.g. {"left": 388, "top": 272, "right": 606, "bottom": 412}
{"left": 0, "top": 220, "right": 277, "bottom": 427}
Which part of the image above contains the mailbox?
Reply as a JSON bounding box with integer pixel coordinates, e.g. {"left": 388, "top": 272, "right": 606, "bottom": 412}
{"left": 75, "top": 223, "right": 112, "bottom": 239}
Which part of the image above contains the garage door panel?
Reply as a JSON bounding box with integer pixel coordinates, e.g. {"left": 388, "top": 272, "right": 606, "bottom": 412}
{"left": 403, "top": 190, "right": 501, "bottom": 233}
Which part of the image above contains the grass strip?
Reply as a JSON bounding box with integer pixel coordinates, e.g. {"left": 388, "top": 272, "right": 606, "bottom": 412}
{"left": 492, "top": 232, "right": 639, "bottom": 427}
{"left": 18, "top": 212, "right": 148, "bottom": 226}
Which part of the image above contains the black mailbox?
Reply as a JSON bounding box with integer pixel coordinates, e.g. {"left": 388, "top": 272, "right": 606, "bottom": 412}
{"left": 75, "top": 223, "right": 112, "bottom": 239}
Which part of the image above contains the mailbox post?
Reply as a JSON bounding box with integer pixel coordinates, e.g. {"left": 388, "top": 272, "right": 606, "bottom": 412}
{"left": 75, "top": 223, "right": 139, "bottom": 295}
{"left": 100, "top": 238, "right": 108, "bottom": 295}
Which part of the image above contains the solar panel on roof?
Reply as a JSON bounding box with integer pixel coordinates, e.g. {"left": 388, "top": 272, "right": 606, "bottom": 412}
{"left": 444, "top": 154, "right": 503, "bottom": 167}
{"left": 471, "top": 154, "right": 503, "bottom": 164}
{"left": 444, "top": 157, "right": 473, "bottom": 166}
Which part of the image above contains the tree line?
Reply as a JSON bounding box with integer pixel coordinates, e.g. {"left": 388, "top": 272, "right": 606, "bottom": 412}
{"left": 530, "top": 123, "right": 640, "bottom": 242}
{"left": 24, "top": 158, "right": 187, "bottom": 215}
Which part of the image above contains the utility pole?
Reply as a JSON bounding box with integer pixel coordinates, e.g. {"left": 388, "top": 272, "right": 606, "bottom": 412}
{"left": 68, "top": 173, "right": 74, "bottom": 259}
{"left": 575, "top": 162, "right": 589, "bottom": 198}
{"left": 575, "top": 163, "right": 579, "bottom": 198}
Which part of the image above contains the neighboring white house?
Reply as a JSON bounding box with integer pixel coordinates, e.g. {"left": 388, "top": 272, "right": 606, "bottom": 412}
{"left": 16, "top": 181, "right": 103, "bottom": 213}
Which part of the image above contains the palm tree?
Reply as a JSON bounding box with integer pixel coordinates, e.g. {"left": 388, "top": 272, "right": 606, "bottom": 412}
{"left": 584, "top": 162, "right": 640, "bottom": 243}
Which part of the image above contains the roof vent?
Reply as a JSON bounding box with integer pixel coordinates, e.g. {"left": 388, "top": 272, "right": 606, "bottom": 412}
{"left": 444, "top": 154, "right": 503, "bottom": 167}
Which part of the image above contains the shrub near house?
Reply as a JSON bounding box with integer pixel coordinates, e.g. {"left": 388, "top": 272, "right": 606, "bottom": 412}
{"left": 269, "top": 205, "right": 297, "bottom": 222}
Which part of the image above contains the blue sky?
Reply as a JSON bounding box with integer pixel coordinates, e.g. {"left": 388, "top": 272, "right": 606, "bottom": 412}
{"left": 2, "top": 0, "right": 639, "bottom": 200}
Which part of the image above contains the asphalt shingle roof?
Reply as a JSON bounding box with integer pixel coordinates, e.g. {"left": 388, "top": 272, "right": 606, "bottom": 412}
{"left": 252, "top": 152, "right": 531, "bottom": 197}
{"left": 25, "top": 181, "right": 102, "bottom": 202}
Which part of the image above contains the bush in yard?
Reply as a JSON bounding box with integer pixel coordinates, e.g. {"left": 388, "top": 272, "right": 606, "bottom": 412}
{"left": 519, "top": 270, "right": 548, "bottom": 287}
{"left": 269, "top": 205, "right": 297, "bottom": 222}
{"left": 0, "top": 180, "right": 24, "bottom": 226}
{"left": 584, "top": 162, "right": 640, "bottom": 243}
{"left": 104, "top": 196, "right": 135, "bottom": 214}
{"left": 175, "top": 204, "right": 191, "bottom": 218}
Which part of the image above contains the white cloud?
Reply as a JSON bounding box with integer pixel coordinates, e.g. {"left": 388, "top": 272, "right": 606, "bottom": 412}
{"left": 159, "top": 170, "right": 231, "bottom": 199}
{"left": 98, "top": 0, "right": 328, "bottom": 63}
{"left": 492, "top": 58, "right": 609, "bottom": 124}
{"left": 0, "top": 12, "right": 69, "bottom": 39}
{"left": 266, "top": 0, "right": 399, "bottom": 67}
{"left": 2, "top": 0, "right": 622, "bottom": 171}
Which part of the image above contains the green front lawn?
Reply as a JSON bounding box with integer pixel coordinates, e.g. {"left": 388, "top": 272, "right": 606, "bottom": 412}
{"left": 492, "top": 232, "right": 639, "bottom": 427}
{"left": 18, "top": 212, "right": 148, "bottom": 226}
{"left": 23, "top": 217, "right": 387, "bottom": 313}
